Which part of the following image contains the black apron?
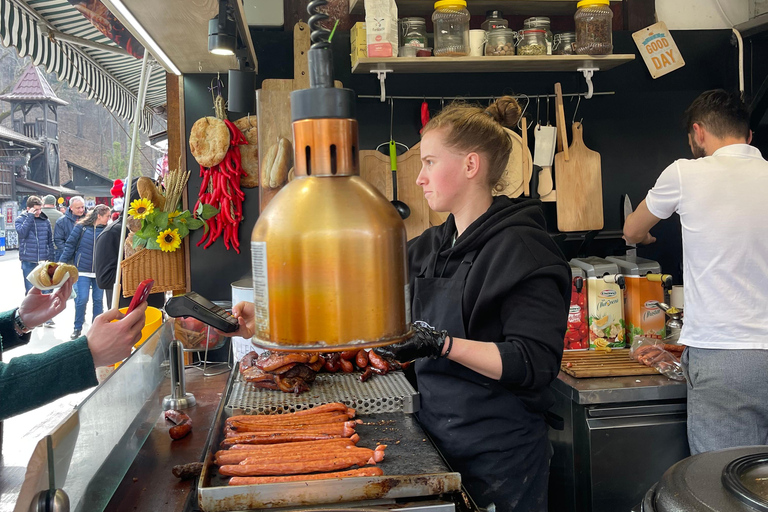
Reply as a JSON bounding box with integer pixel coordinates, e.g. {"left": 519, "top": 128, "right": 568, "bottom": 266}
{"left": 413, "top": 249, "right": 551, "bottom": 512}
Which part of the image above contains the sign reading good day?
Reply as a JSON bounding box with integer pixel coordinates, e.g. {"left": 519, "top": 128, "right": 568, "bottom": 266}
{"left": 632, "top": 22, "right": 685, "bottom": 79}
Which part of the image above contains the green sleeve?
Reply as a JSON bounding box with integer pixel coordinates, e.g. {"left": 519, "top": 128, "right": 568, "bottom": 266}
{"left": 0, "top": 336, "right": 98, "bottom": 421}
{"left": 0, "top": 309, "right": 31, "bottom": 353}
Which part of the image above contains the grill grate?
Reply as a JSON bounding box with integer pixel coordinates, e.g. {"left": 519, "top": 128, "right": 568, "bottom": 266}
{"left": 226, "top": 371, "right": 419, "bottom": 415}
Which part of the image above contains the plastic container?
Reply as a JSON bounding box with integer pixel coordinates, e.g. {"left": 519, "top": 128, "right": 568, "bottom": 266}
{"left": 399, "top": 17, "right": 427, "bottom": 48}
{"left": 399, "top": 46, "right": 419, "bottom": 57}
{"left": 517, "top": 29, "right": 547, "bottom": 56}
{"left": 523, "top": 17, "right": 553, "bottom": 54}
{"left": 481, "top": 10, "right": 508, "bottom": 32}
{"left": 574, "top": 0, "right": 613, "bottom": 55}
{"left": 553, "top": 32, "right": 577, "bottom": 55}
{"left": 432, "top": 0, "right": 470, "bottom": 56}
{"left": 485, "top": 28, "right": 516, "bottom": 56}
{"left": 417, "top": 47, "right": 433, "bottom": 57}
{"left": 119, "top": 306, "right": 163, "bottom": 349}
{"left": 570, "top": 257, "right": 626, "bottom": 349}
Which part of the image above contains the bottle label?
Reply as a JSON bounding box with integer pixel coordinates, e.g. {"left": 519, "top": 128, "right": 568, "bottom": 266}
{"left": 251, "top": 241, "right": 269, "bottom": 335}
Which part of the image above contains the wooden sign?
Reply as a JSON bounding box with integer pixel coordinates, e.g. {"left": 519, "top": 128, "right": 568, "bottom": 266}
{"left": 632, "top": 22, "right": 685, "bottom": 79}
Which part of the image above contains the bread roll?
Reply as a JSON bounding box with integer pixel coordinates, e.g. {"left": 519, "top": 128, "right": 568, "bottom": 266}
{"left": 262, "top": 137, "right": 292, "bottom": 189}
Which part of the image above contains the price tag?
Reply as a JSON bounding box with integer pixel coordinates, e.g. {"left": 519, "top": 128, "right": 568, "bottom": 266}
{"left": 632, "top": 22, "right": 685, "bottom": 79}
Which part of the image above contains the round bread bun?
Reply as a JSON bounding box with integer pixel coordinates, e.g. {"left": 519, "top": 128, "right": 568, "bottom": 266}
{"left": 38, "top": 262, "right": 54, "bottom": 287}
{"left": 190, "top": 117, "right": 230, "bottom": 168}
{"left": 234, "top": 116, "right": 259, "bottom": 188}
{"left": 53, "top": 263, "right": 78, "bottom": 285}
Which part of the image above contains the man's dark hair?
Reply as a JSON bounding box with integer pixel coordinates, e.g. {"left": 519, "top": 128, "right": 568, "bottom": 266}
{"left": 26, "top": 196, "right": 42, "bottom": 208}
{"left": 684, "top": 89, "right": 750, "bottom": 140}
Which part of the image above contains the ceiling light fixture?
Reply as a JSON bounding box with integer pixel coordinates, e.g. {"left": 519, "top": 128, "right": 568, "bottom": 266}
{"left": 106, "top": 0, "right": 181, "bottom": 75}
{"left": 209, "top": 0, "right": 236, "bottom": 56}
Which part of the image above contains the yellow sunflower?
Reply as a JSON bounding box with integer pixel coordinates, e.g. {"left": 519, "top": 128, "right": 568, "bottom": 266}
{"left": 157, "top": 228, "right": 181, "bottom": 252}
{"left": 168, "top": 210, "right": 186, "bottom": 223}
{"left": 128, "top": 198, "right": 154, "bottom": 220}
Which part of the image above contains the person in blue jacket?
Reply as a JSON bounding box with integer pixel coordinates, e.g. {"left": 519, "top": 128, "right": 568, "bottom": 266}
{"left": 15, "top": 196, "right": 54, "bottom": 294}
{"left": 59, "top": 204, "right": 111, "bottom": 340}
{"left": 54, "top": 196, "right": 85, "bottom": 261}
{"left": 0, "top": 279, "right": 148, "bottom": 421}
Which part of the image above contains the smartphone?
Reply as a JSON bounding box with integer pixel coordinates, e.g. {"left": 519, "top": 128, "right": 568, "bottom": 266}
{"left": 127, "top": 279, "right": 154, "bottom": 313}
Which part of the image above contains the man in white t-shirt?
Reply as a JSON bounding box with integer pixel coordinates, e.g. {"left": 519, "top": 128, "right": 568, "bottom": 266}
{"left": 624, "top": 89, "right": 768, "bottom": 455}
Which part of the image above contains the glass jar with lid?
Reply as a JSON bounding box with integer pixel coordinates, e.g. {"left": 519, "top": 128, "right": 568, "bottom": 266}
{"left": 485, "top": 27, "right": 516, "bottom": 56}
{"left": 553, "top": 32, "right": 577, "bottom": 55}
{"left": 517, "top": 29, "right": 547, "bottom": 56}
{"left": 574, "top": 0, "right": 613, "bottom": 55}
{"left": 399, "top": 17, "right": 427, "bottom": 48}
{"left": 481, "top": 10, "right": 508, "bottom": 32}
{"left": 523, "top": 17, "right": 553, "bottom": 54}
{"left": 432, "top": 0, "right": 470, "bottom": 56}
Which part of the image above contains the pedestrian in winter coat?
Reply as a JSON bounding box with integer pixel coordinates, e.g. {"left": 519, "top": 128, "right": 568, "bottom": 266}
{"left": 54, "top": 196, "right": 85, "bottom": 261}
{"left": 41, "top": 194, "right": 63, "bottom": 232}
{"left": 15, "top": 196, "right": 54, "bottom": 294}
{"left": 59, "top": 204, "right": 111, "bottom": 340}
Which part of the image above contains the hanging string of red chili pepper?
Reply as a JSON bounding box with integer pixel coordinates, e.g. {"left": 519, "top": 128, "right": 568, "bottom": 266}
{"left": 195, "top": 120, "right": 247, "bottom": 253}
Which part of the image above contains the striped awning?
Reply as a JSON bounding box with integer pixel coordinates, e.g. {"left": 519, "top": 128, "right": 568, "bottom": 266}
{"left": 0, "top": 0, "right": 165, "bottom": 133}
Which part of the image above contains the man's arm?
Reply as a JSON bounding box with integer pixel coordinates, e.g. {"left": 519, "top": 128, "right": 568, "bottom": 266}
{"left": 623, "top": 200, "right": 661, "bottom": 245}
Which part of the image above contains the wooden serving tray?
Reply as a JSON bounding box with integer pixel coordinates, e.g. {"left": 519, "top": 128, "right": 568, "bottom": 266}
{"left": 561, "top": 349, "right": 659, "bottom": 378}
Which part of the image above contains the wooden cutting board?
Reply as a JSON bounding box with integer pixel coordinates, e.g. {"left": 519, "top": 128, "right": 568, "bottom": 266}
{"left": 359, "top": 143, "right": 429, "bottom": 240}
{"left": 561, "top": 349, "right": 659, "bottom": 378}
{"left": 555, "top": 121, "right": 604, "bottom": 232}
{"left": 257, "top": 22, "right": 341, "bottom": 211}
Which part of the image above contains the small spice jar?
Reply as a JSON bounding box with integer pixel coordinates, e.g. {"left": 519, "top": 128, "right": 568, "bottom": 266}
{"left": 574, "top": 0, "right": 613, "bottom": 55}
{"left": 481, "top": 10, "right": 508, "bottom": 32}
{"left": 399, "top": 17, "right": 427, "bottom": 48}
{"left": 432, "top": 0, "right": 470, "bottom": 57}
{"left": 517, "top": 29, "right": 547, "bottom": 56}
{"left": 485, "top": 28, "right": 516, "bottom": 56}
{"left": 553, "top": 32, "right": 577, "bottom": 55}
{"left": 523, "top": 17, "right": 553, "bottom": 55}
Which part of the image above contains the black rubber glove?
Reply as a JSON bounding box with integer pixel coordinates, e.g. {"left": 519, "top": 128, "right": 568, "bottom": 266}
{"left": 374, "top": 321, "right": 448, "bottom": 363}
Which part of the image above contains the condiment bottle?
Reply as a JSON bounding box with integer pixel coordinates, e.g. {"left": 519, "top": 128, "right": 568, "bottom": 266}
{"left": 481, "top": 10, "right": 508, "bottom": 32}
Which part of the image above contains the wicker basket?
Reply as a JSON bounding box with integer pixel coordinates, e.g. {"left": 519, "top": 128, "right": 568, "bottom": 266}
{"left": 121, "top": 246, "right": 186, "bottom": 297}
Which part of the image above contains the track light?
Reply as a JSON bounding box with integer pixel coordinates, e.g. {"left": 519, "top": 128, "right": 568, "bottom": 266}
{"left": 209, "top": 0, "right": 236, "bottom": 56}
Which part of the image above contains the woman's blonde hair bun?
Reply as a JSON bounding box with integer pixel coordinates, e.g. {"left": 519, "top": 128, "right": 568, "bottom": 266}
{"left": 484, "top": 96, "right": 522, "bottom": 128}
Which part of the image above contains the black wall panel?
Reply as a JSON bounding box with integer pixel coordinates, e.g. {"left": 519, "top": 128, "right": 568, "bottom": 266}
{"left": 186, "top": 28, "right": 759, "bottom": 300}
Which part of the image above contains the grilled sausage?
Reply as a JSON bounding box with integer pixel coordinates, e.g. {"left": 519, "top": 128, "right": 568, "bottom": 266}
{"left": 228, "top": 467, "right": 384, "bottom": 485}
{"left": 356, "top": 350, "right": 369, "bottom": 369}
{"left": 164, "top": 410, "right": 192, "bottom": 440}
{"left": 219, "top": 451, "right": 383, "bottom": 477}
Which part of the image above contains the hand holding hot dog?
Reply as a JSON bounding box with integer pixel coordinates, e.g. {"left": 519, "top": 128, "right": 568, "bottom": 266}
{"left": 215, "top": 301, "right": 255, "bottom": 338}
{"left": 86, "top": 302, "right": 147, "bottom": 367}
{"left": 17, "top": 280, "right": 73, "bottom": 329}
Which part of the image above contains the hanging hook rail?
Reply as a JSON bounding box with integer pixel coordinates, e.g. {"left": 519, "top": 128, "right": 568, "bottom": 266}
{"left": 357, "top": 91, "right": 614, "bottom": 101}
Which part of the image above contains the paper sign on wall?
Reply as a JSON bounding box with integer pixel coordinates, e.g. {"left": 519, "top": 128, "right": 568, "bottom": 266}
{"left": 632, "top": 22, "right": 685, "bottom": 79}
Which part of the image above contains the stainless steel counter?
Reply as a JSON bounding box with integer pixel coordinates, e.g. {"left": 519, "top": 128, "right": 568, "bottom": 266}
{"left": 552, "top": 371, "right": 687, "bottom": 405}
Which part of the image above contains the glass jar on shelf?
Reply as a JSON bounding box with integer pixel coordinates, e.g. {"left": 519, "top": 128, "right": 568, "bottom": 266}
{"left": 553, "top": 32, "right": 577, "bottom": 55}
{"left": 432, "top": 0, "right": 470, "bottom": 57}
{"left": 574, "top": 0, "right": 613, "bottom": 55}
{"left": 481, "top": 10, "right": 508, "bottom": 32}
{"left": 399, "top": 17, "right": 428, "bottom": 48}
{"left": 485, "top": 28, "right": 516, "bottom": 56}
{"left": 523, "top": 17, "right": 553, "bottom": 54}
{"left": 517, "top": 29, "right": 548, "bottom": 56}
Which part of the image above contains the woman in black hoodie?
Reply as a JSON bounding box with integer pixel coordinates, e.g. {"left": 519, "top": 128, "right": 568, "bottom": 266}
{"left": 376, "top": 97, "right": 571, "bottom": 511}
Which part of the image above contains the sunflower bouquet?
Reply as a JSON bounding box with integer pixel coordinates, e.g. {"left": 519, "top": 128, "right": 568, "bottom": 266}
{"left": 128, "top": 168, "right": 218, "bottom": 253}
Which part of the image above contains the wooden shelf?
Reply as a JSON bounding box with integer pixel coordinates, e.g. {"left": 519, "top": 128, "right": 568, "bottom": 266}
{"left": 352, "top": 54, "right": 635, "bottom": 74}
{"left": 349, "top": 0, "right": 622, "bottom": 17}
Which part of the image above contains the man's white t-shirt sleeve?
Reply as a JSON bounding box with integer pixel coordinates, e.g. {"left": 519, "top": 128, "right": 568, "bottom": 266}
{"left": 645, "top": 162, "right": 681, "bottom": 220}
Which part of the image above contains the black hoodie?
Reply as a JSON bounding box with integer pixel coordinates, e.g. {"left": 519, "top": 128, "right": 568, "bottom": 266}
{"left": 408, "top": 195, "right": 570, "bottom": 412}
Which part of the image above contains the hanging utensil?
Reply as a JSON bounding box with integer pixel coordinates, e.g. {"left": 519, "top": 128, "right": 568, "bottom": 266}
{"left": 390, "top": 140, "right": 411, "bottom": 219}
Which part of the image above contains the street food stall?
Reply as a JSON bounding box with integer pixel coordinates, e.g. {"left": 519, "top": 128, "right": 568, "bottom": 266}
{"left": 4, "top": 0, "right": 768, "bottom": 511}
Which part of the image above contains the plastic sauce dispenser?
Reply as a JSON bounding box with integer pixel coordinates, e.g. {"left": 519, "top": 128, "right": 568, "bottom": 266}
{"left": 606, "top": 256, "right": 671, "bottom": 344}
{"left": 570, "top": 257, "right": 626, "bottom": 349}
{"left": 565, "top": 265, "right": 588, "bottom": 350}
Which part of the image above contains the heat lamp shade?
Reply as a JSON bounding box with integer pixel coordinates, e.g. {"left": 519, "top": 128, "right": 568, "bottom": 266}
{"left": 228, "top": 69, "right": 256, "bottom": 113}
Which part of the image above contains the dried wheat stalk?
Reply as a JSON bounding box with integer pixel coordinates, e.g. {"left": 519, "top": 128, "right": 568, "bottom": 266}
{"left": 164, "top": 157, "right": 191, "bottom": 213}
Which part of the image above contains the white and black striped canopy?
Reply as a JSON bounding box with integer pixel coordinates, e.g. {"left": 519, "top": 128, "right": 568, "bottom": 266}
{"left": 0, "top": 0, "right": 165, "bottom": 133}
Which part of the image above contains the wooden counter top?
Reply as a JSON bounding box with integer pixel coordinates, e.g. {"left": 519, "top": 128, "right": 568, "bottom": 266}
{"left": 104, "top": 368, "right": 229, "bottom": 512}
